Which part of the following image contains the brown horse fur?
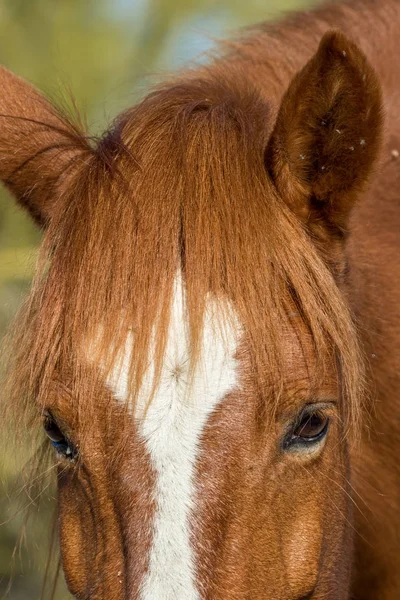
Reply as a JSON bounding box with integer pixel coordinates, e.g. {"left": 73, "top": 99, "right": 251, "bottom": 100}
{"left": 1, "top": 0, "right": 400, "bottom": 598}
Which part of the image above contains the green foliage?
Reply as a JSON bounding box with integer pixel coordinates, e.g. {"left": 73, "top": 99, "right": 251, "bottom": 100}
{"left": 0, "top": 0, "right": 317, "bottom": 596}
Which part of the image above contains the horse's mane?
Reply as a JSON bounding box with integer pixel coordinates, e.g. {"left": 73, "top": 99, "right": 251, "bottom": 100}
{"left": 3, "top": 3, "right": 373, "bottom": 450}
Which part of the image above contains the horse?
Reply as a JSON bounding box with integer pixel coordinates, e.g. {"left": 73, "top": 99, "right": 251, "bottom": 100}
{"left": 1, "top": 0, "right": 399, "bottom": 597}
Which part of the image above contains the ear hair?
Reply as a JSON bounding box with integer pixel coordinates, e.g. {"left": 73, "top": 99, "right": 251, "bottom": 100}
{"left": 0, "top": 66, "right": 91, "bottom": 227}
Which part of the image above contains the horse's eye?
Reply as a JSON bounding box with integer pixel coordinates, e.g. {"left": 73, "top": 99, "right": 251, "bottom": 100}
{"left": 44, "top": 415, "right": 77, "bottom": 460}
{"left": 285, "top": 410, "right": 329, "bottom": 450}
{"left": 294, "top": 411, "right": 329, "bottom": 440}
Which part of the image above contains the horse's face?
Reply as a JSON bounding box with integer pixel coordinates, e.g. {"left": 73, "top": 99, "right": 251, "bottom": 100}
{"left": 48, "top": 282, "right": 350, "bottom": 600}
{"left": 1, "top": 28, "right": 382, "bottom": 600}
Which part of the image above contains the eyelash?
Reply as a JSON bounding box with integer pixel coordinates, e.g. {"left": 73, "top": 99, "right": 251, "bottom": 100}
{"left": 283, "top": 408, "right": 330, "bottom": 451}
{"left": 43, "top": 413, "right": 78, "bottom": 461}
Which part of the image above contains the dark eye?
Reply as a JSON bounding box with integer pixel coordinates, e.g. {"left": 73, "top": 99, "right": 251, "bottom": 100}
{"left": 284, "top": 409, "right": 329, "bottom": 450}
{"left": 44, "top": 414, "right": 77, "bottom": 460}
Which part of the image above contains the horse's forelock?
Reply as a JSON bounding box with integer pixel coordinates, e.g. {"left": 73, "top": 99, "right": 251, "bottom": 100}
{"left": 4, "top": 71, "right": 364, "bottom": 450}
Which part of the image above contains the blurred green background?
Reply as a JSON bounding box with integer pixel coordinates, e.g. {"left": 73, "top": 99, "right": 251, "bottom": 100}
{"left": 0, "top": 0, "right": 317, "bottom": 597}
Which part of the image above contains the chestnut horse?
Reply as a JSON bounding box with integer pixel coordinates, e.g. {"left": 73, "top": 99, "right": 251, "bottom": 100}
{"left": 2, "top": 0, "right": 400, "bottom": 598}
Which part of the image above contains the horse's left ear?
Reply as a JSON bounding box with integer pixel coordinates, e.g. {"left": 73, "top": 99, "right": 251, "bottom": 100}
{"left": 266, "top": 30, "right": 383, "bottom": 242}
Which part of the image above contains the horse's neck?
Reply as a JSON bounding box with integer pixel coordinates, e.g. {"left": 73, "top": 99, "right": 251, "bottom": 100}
{"left": 204, "top": 0, "right": 400, "bottom": 105}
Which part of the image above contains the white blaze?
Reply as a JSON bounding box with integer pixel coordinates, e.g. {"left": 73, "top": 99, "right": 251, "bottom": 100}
{"left": 106, "top": 278, "right": 239, "bottom": 600}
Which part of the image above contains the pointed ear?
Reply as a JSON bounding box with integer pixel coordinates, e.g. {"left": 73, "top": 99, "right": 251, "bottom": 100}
{"left": 0, "top": 66, "right": 89, "bottom": 227}
{"left": 266, "top": 31, "right": 383, "bottom": 243}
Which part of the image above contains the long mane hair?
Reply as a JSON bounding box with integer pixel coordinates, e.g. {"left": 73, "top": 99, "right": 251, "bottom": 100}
{"left": 3, "top": 67, "right": 364, "bottom": 447}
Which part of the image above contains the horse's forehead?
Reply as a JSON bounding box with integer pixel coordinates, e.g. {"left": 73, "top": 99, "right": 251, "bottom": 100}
{"left": 105, "top": 276, "right": 240, "bottom": 418}
{"left": 86, "top": 277, "right": 317, "bottom": 414}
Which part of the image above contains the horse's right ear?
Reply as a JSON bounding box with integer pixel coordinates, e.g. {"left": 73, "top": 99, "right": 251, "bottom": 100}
{"left": 0, "top": 66, "right": 89, "bottom": 228}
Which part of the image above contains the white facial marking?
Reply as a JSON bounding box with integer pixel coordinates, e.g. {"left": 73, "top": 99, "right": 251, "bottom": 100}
{"left": 106, "top": 277, "right": 239, "bottom": 600}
